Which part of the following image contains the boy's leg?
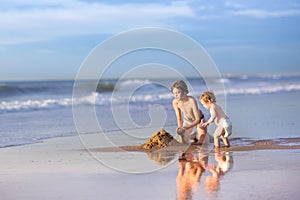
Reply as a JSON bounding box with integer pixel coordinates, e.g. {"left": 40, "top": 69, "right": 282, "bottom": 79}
{"left": 197, "top": 125, "right": 206, "bottom": 144}
{"left": 183, "top": 133, "right": 190, "bottom": 144}
{"left": 178, "top": 134, "right": 184, "bottom": 144}
{"left": 183, "top": 126, "right": 192, "bottom": 144}
{"left": 197, "top": 118, "right": 207, "bottom": 144}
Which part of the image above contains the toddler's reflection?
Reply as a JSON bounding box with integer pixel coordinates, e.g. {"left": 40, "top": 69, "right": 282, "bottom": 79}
{"left": 204, "top": 149, "right": 233, "bottom": 193}
{"left": 176, "top": 147, "right": 233, "bottom": 199}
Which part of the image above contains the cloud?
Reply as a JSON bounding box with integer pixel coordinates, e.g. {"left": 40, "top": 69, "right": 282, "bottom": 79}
{"left": 224, "top": 1, "right": 246, "bottom": 9}
{"left": 231, "top": 9, "right": 300, "bottom": 18}
{"left": 2, "top": 0, "right": 300, "bottom": 45}
{"left": 0, "top": 1, "right": 196, "bottom": 45}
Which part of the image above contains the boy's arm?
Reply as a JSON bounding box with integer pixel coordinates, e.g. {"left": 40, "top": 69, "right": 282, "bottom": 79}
{"left": 172, "top": 100, "right": 183, "bottom": 127}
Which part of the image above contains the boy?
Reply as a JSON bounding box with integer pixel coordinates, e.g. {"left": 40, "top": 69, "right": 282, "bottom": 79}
{"left": 200, "top": 91, "right": 232, "bottom": 148}
{"left": 171, "top": 80, "right": 206, "bottom": 144}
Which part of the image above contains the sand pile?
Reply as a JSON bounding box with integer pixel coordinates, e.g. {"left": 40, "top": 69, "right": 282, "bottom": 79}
{"left": 142, "top": 129, "right": 176, "bottom": 150}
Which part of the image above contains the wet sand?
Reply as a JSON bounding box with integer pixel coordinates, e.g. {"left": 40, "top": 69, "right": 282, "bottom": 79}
{"left": 1, "top": 135, "right": 300, "bottom": 200}
{"left": 92, "top": 137, "right": 300, "bottom": 152}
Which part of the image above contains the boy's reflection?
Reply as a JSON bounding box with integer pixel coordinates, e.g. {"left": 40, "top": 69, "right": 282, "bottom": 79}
{"left": 176, "top": 146, "right": 208, "bottom": 200}
{"left": 176, "top": 147, "right": 233, "bottom": 199}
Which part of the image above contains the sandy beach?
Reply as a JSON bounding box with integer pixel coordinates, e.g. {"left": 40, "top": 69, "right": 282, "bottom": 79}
{"left": 1, "top": 0, "right": 300, "bottom": 198}
{"left": 1, "top": 133, "right": 300, "bottom": 200}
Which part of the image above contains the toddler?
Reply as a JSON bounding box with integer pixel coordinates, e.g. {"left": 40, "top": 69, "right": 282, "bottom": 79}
{"left": 200, "top": 91, "right": 232, "bottom": 148}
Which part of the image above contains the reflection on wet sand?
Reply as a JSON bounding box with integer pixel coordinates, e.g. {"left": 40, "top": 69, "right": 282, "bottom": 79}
{"left": 90, "top": 136, "right": 300, "bottom": 199}
{"left": 175, "top": 146, "right": 233, "bottom": 199}
{"left": 204, "top": 149, "right": 233, "bottom": 193}
{"left": 142, "top": 143, "right": 234, "bottom": 199}
{"left": 176, "top": 146, "right": 208, "bottom": 200}
{"left": 146, "top": 149, "right": 177, "bottom": 166}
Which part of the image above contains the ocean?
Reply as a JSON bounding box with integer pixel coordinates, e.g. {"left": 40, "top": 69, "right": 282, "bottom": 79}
{"left": 1, "top": 74, "right": 300, "bottom": 148}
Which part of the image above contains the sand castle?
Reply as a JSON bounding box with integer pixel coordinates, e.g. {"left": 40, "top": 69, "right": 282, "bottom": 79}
{"left": 142, "top": 129, "right": 177, "bottom": 150}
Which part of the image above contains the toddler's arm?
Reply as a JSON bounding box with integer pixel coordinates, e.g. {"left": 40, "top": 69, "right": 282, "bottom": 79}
{"left": 202, "top": 106, "right": 216, "bottom": 127}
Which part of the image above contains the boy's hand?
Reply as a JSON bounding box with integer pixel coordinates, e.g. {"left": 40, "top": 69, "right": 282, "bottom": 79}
{"left": 176, "top": 127, "right": 185, "bottom": 135}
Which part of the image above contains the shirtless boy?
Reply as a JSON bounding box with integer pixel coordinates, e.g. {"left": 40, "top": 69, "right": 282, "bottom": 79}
{"left": 171, "top": 80, "right": 206, "bottom": 144}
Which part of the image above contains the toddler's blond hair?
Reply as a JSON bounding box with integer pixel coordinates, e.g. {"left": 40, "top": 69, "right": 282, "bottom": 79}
{"left": 200, "top": 91, "right": 216, "bottom": 103}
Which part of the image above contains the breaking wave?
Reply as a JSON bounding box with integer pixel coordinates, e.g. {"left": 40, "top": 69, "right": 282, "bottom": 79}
{"left": 1, "top": 75, "right": 300, "bottom": 113}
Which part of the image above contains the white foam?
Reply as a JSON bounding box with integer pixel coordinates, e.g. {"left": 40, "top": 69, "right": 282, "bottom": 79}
{"left": 0, "top": 98, "right": 73, "bottom": 113}
{"left": 1, "top": 81, "right": 300, "bottom": 113}
{"left": 224, "top": 83, "right": 300, "bottom": 95}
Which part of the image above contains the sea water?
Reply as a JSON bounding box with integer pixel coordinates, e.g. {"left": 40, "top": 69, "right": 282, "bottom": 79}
{"left": 0, "top": 74, "right": 300, "bottom": 148}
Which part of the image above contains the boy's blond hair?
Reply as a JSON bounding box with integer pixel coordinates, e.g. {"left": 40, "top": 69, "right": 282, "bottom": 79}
{"left": 170, "top": 80, "right": 189, "bottom": 94}
{"left": 200, "top": 91, "right": 216, "bottom": 103}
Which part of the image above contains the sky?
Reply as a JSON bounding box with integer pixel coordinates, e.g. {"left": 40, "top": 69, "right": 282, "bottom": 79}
{"left": 1, "top": 0, "right": 300, "bottom": 81}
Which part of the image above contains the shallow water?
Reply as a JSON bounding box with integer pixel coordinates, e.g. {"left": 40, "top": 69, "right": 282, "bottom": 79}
{"left": 0, "top": 75, "right": 300, "bottom": 148}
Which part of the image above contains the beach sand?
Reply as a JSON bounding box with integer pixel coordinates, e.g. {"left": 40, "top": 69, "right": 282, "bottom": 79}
{"left": 1, "top": 134, "right": 300, "bottom": 200}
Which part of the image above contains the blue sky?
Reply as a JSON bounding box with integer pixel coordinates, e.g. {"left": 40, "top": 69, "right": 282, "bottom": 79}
{"left": 1, "top": 0, "right": 300, "bottom": 80}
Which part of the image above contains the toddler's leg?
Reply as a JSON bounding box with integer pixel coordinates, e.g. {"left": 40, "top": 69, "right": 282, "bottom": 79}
{"left": 213, "top": 126, "right": 224, "bottom": 147}
{"left": 221, "top": 135, "right": 230, "bottom": 147}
